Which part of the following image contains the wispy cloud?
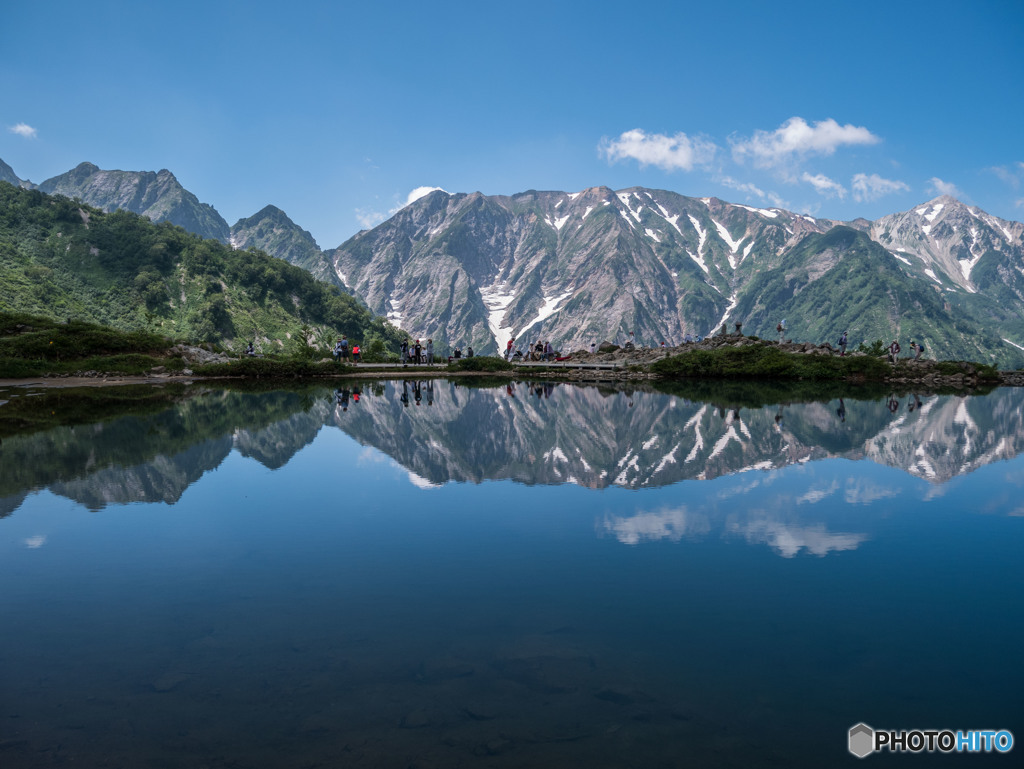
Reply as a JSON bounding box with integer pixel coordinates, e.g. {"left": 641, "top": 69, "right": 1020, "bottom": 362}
{"left": 9, "top": 123, "right": 37, "bottom": 139}
{"left": 927, "top": 177, "right": 963, "bottom": 199}
{"left": 600, "top": 129, "right": 718, "bottom": 172}
{"left": 851, "top": 172, "right": 910, "bottom": 202}
{"left": 730, "top": 117, "right": 880, "bottom": 170}
{"left": 354, "top": 208, "right": 386, "bottom": 229}
{"left": 801, "top": 172, "right": 846, "bottom": 199}
{"left": 990, "top": 163, "right": 1024, "bottom": 190}
{"left": 1016, "top": 198, "right": 1024, "bottom": 210}
{"left": 719, "top": 176, "right": 788, "bottom": 208}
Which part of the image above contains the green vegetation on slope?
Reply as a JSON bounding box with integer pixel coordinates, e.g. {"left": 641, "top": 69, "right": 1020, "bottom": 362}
{"left": 0, "top": 310, "right": 181, "bottom": 377}
{"left": 0, "top": 182, "right": 404, "bottom": 354}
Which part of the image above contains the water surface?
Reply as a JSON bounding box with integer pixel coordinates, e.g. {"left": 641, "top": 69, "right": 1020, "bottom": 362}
{"left": 1, "top": 381, "right": 1021, "bottom": 767}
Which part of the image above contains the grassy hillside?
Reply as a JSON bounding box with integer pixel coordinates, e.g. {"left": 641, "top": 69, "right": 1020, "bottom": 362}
{"left": 0, "top": 182, "right": 404, "bottom": 355}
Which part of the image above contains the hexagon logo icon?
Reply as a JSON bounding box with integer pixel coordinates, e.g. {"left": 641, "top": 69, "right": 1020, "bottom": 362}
{"left": 849, "top": 723, "right": 875, "bottom": 758}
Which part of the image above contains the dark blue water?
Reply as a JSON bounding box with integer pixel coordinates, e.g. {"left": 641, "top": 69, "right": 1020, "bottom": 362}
{"left": 0, "top": 381, "right": 1021, "bottom": 767}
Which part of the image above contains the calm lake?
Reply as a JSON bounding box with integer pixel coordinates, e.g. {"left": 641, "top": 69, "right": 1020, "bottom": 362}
{"left": 1, "top": 379, "right": 1021, "bottom": 768}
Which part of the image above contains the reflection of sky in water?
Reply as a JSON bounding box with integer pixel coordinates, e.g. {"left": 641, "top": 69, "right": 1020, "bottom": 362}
{"left": 1, "top": 385, "right": 1023, "bottom": 767}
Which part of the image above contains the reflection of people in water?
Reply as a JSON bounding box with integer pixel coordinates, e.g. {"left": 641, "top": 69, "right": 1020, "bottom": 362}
{"left": 775, "top": 405, "right": 784, "bottom": 427}
{"left": 335, "top": 388, "right": 350, "bottom": 412}
{"left": 886, "top": 393, "right": 900, "bottom": 414}
{"left": 907, "top": 393, "right": 923, "bottom": 412}
{"left": 400, "top": 381, "right": 409, "bottom": 408}
{"left": 413, "top": 380, "right": 422, "bottom": 405}
{"left": 506, "top": 383, "right": 516, "bottom": 398}
{"left": 836, "top": 398, "right": 846, "bottom": 423}
{"left": 426, "top": 380, "right": 434, "bottom": 406}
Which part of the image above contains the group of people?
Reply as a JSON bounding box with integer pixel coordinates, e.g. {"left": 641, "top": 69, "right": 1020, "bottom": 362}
{"left": 505, "top": 337, "right": 558, "bottom": 361}
{"left": 887, "top": 339, "right": 924, "bottom": 363}
{"left": 400, "top": 338, "right": 435, "bottom": 365}
{"left": 332, "top": 336, "right": 362, "bottom": 363}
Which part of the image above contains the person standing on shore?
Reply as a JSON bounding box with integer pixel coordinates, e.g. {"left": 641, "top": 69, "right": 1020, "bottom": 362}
{"left": 426, "top": 338, "right": 434, "bottom": 365}
{"left": 888, "top": 339, "right": 901, "bottom": 364}
{"left": 400, "top": 339, "right": 409, "bottom": 366}
{"left": 838, "top": 330, "right": 848, "bottom": 357}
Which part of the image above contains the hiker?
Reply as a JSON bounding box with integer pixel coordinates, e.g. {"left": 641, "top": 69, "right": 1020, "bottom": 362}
{"left": 426, "top": 338, "right": 434, "bottom": 364}
{"left": 590, "top": 342, "right": 596, "bottom": 355}
{"left": 684, "top": 333, "right": 693, "bottom": 344}
{"left": 543, "top": 341, "right": 552, "bottom": 361}
{"left": 912, "top": 341, "right": 923, "bottom": 361}
{"left": 838, "top": 330, "right": 848, "bottom": 357}
{"left": 333, "top": 338, "right": 344, "bottom": 362}
{"left": 777, "top": 320, "right": 785, "bottom": 343}
{"left": 888, "top": 339, "right": 901, "bottom": 363}
{"left": 246, "top": 342, "right": 256, "bottom": 357}
{"left": 467, "top": 345, "right": 474, "bottom": 358}
{"left": 734, "top": 321, "right": 742, "bottom": 335}
{"left": 351, "top": 343, "right": 360, "bottom": 364}
{"left": 453, "top": 346, "right": 462, "bottom": 360}
{"left": 506, "top": 337, "right": 515, "bottom": 361}
{"left": 413, "top": 339, "right": 422, "bottom": 364}
{"left": 400, "top": 339, "right": 409, "bottom": 366}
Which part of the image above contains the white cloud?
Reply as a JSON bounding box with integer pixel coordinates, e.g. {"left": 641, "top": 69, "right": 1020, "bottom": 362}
{"left": 24, "top": 535, "right": 46, "bottom": 548}
{"left": 355, "top": 186, "right": 449, "bottom": 230}
{"left": 927, "top": 177, "right": 963, "bottom": 199}
{"left": 1016, "top": 198, "right": 1024, "bottom": 210}
{"left": 801, "top": 172, "right": 847, "bottom": 199}
{"left": 600, "top": 128, "right": 718, "bottom": 172}
{"left": 9, "top": 123, "right": 37, "bottom": 139}
{"left": 731, "top": 117, "right": 880, "bottom": 169}
{"left": 402, "top": 186, "right": 447, "bottom": 207}
{"left": 851, "top": 172, "right": 910, "bottom": 202}
{"left": 354, "top": 208, "right": 386, "bottom": 229}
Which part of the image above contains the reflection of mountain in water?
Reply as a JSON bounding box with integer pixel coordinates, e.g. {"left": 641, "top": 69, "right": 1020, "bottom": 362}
{"left": 2, "top": 382, "right": 1024, "bottom": 513}
{"left": 0, "top": 388, "right": 327, "bottom": 512}
{"left": 335, "top": 382, "right": 1024, "bottom": 489}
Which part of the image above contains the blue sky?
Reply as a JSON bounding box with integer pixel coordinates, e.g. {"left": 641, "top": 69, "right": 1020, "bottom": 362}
{"left": 2, "top": 0, "right": 1022, "bottom": 249}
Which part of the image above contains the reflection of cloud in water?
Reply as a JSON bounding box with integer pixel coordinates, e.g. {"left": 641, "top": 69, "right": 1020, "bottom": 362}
{"left": 843, "top": 479, "right": 900, "bottom": 505}
{"left": 715, "top": 476, "right": 764, "bottom": 499}
{"left": 601, "top": 506, "right": 710, "bottom": 545}
{"left": 797, "top": 480, "right": 840, "bottom": 505}
{"left": 24, "top": 535, "right": 46, "bottom": 549}
{"left": 729, "top": 519, "right": 867, "bottom": 558}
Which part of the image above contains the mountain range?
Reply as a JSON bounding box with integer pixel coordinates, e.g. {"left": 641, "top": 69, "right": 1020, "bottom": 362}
{"left": 3, "top": 159, "right": 1023, "bottom": 365}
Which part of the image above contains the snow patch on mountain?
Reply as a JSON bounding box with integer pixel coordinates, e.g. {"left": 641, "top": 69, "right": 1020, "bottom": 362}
{"left": 688, "top": 215, "right": 707, "bottom": 254}
{"left": 481, "top": 281, "right": 516, "bottom": 350}
{"left": 518, "top": 289, "right": 573, "bottom": 337}
{"left": 713, "top": 294, "right": 739, "bottom": 332}
{"left": 645, "top": 228, "right": 661, "bottom": 242}
{"left": 735, "top": 204, "right": 779, "bottom": 219}
{"left": 554, "top": 215, "right": 569, "bottom": 230}
{"left": 687, "top": 250, "right": 709, "bottom": 274}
